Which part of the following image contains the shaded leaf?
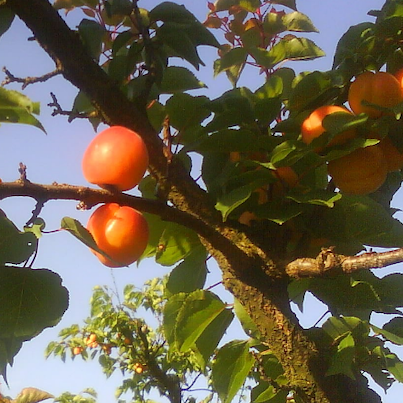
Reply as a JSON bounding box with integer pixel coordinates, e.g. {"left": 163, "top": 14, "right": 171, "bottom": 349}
{"left": 78, "top": 19, "right": 106, "bottom": 61}
{"left": 326, "top": 333, "right": 356, "bottom": 379}
{"left": 0, "top": 209, "right": 37, "bottom": 265}
{"left": 150, "top": 2, "right": 197, "bottom": 23}
{"left": 214, "top": 47, "right": 248, "bottom": 77}
{"left": 165, "top": 246, "right": 208, "bottom": 296}
{"left": 288, "top": 189, "right": 342, "bottom": 207}
{"left": 159, "top": 66, "right": 206, "bottom": 93}
{"left": 0, "top": 266, "right": 69, "bottom": 338}
{"left": 0, "top": 6, "right": 14, "bottom": 38}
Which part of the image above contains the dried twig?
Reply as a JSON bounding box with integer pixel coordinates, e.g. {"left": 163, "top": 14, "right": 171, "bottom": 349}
{"left": 48, "top": 92, "right": 99, "bottom": 121}
{"left": 2, "top": 66, "right": 61, "bottom": 89}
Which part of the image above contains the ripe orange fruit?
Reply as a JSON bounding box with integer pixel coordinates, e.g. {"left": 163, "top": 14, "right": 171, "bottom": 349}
{"left": 327, "top": 145, "right": 387, "bottom": 195}
{"left": 87, "top": 203, "right": 149, "bottom": 268}
{"left": 348, "top": 71, "right": 403, "bottom": 118}
{"left": 301, "top": 105, "right": 357, "bottom": 150}
{"left": 82, "top": 126, "right": 149, "bottom": 192}
{"left": 73, "top": 346, "right": 83, "bottom": 355}
{"left": 378, "top": 137, "right": 403, "bottom": 172}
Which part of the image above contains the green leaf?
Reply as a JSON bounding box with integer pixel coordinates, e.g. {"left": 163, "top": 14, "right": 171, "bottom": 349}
{"left": 165, "top": 93, "right": 210, "bottom": 143}
{"left": 0, "top": 87, "right": 44, "bottom": 131}
{"left": 288, "top": 71, "right": 343, "bottom": 112}
{"left": 385, "top": 352, "right": 403, "bottom": 383}
{"left": 322, "top": 316, "right": 365, "bottom": 340}
{"left": 0, "top": 209, "right": 38, "bottom": 265}
{"left": 193, "top": 308, "right": 234, "bottom": 368}
{"left": 195, "top": 129, "right": 259, "bottom": 153}
{"left": 150, "top": 2, "right": 197, "bottom": 23}
{"left": 155, "top": 222, "right": 202, "bottom": 266}
{"left": 214, "top": 0, "right": 261, "bottom": 12}
{"left": 288, "top": 189, "right": 342, "bottom": 207}
{"left": 165, "top": 246, "right": 208, "bottom": 296}
{"left": 14, "top": 388, "right": 54, "bottom": 403}
{"left": 159, "top": 66, "right": 206, "bottom": 93}
{"left": 61, "top": 216, "right": 118, "bottom": 264}
{"left": 254, "top": 200, "right": 303, "bottom": 224}
{"left": 326, "top": 333, "right": 356, "bottom": 379}
{"left": 212, "top": 340, "right": 255, "bottom": 403}
{"left": 338, "top": 195, "right": 403, "bottom": 247}
{"left": 214, "top": 47, "right": 248, "bottom": 77}
{"left": 282, "top": 11, "right": 318, "bottom": 33}
{"left": 157, "top": 22, "right": 203, "bottom": 69}
{"left": 233, "top": 299, "right": 260, "bottom": 339}
{"left": 251, "top": 383, "right": 288, "bottom": 403}
{"left": 250, "top": 37, "right": 325, "bottom": 70}
{"left": 270, "top": 0, "right": 296, "bottom": 10}
{"left": 383, "top": 317, "right": 403, "bottom": 342}
{"left": 215, "top": 185, "right": 253, "bottom": 222}
{"left": 332, "top": 22, "right": 376, "bottom": 70}
{"left": 164, "top": 290, "right": 231, "bottom": 354}
{"left": 0, "top": 6, "right": 14, "bottom": 38}
{"left": 0, "top": 266, "right": 69, "bottom": 339}
{"left": 78, "top": 19, "right": 106, "bottom": 61}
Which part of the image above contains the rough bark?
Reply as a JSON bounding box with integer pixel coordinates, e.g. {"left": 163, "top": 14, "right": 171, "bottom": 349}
{"left": 2, "top": 1, "right": 384, "bottom": 402}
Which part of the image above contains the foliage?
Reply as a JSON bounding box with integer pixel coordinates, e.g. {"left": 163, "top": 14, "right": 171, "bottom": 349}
{"left": 2, "top": 0, "right": 403, "bottom": 402}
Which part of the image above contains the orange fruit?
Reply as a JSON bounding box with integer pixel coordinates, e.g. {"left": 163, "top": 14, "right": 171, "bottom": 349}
{"left": 348, "top": 71, "right": 403, "bottom": 118}
{"left": 327, "top": 145, "right": 387, "bottom": 194}
{"left": 82, "top": 126, "right": 149, "bottom": 192}
{"left": 301, "top": 105, "right": 357, "bottom": 150}
{"left": 87, "top": 203, "right": 149, "bottom": 268}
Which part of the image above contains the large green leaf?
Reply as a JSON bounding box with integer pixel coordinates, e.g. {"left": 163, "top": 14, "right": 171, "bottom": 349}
{"left": 0, "top": 209, "right": 38, "bottom": 265}
{"left": 326, "top": 333, "right": 356, "bottom": 379}
{"left": 0, "top": 266, "right": 69, "bottom": 338}
{"left": 250, "top": 37, "right": 325, "bottom": 70}
{"left": 164, "top": 290, "right": 233, "bottom": 359}
{"left": 251, "top": 383, "right": 288, "bottom": 403}
{"left": 0, "top": 88, "right": 44, "bottom": 131}
{"left": 212, "top": 340, "right": 255, "bottom": 403}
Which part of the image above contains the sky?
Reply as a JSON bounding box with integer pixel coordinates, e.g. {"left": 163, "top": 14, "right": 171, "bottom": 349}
{"left": 1, "top": 0, "right": 402, "bottom": 402}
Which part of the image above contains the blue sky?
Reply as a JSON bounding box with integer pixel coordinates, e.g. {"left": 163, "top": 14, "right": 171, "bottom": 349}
{"left": 1, "top": 1, "right": 402, "bottom": 402}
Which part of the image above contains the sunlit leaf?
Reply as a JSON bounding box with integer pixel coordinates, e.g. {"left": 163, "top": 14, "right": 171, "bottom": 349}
{"left": 14, "top": 388, "right": 54, "bottom": 403}
{"left": 0, "top": 88, "right": 44, "bottom": 131}
{"left": 250, "top": 37, "right": 325, "bottom": 70}
{"left": 212, "top": 340, "right": 255, "bottom": 403}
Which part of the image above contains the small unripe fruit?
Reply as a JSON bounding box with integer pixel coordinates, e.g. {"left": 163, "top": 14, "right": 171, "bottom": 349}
{"left": 87, "top": 203, "right": 149, "bottom": 267}
{"left": 82, "top": 126, "right": 149, "bottom": 192}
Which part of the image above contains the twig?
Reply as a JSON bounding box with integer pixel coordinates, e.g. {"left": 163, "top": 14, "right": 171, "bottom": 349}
{"left": 2, "top": 66, "right": 61, "bottom": 89}
{"left": 48, "top": 92, "right": 99, "bottom": 121}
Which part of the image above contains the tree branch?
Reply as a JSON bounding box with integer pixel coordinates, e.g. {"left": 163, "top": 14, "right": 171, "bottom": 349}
{"left": 2, "top": 66, "right": 61, "bottom": 89}
{"left": 285, "top": 247, "right": 403, "bottom": 278}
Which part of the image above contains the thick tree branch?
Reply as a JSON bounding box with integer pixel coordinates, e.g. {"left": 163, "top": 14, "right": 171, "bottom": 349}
{"left": 286, "top": 247, "right": 403, "bottom": 278}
